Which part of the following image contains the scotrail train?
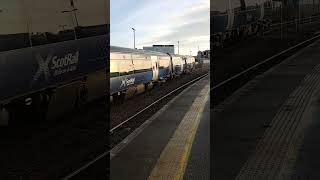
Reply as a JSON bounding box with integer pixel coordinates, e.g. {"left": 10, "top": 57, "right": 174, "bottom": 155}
{"left": 110, "top": 46, "right": 196, "bottom": 101}
{"left": 0, "top": 0, "right": 109, "bottom": 125}
{"left": 212, "top": 0, "right": 320, "bottom": 47}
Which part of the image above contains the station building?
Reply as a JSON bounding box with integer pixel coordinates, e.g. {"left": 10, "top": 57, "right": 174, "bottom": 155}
{"left": 143, "top": 45, "right": 174, "bottom": 54}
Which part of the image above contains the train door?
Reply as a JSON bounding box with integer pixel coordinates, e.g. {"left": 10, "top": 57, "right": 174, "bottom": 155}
{"left": 151, "top": 56, "right": 159, "bottom": 81}
{"left": 181, "top": 57, "right": 186, "bottom": 73}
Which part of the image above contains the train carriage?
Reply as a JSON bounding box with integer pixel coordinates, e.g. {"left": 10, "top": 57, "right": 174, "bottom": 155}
{"left": 110, "top": 46, "right": 154, "bottom": 96}
{"left": 169, "top": 54, "right": 184, "bottom": 76}
{"left": 142, "top": 50, "right": 172, "bottom": 80}
{"left": 212, "top": 0, "right": 273, "bottom": 47}
{"left": 212, "top": 0, "right": 320, "bottom": 48}
{"left": 0, "top": 0, "right": 109, "bottom": 124}
{"left": 184, "top": 56, "right": 196, "bottom": 71}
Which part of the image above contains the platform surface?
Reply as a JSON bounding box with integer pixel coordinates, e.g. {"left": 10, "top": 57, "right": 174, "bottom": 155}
{"left": 111, "top": 75, "right": 210, "bottom": 180}
{"left": 213, "top": 40, "right": 320, "bottom": 180}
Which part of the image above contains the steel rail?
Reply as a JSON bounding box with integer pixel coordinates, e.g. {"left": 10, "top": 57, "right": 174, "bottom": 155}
{"left": 212, "top": 34, "right": 320, "bottom": 91}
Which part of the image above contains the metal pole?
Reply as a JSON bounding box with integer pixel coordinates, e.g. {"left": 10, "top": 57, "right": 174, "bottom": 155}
{"left": 73, "top": 9, "right": 79, "bottom": 27}
{"left": 296, "top": 0, "right": 300, "bottom": 32}
{"left": 281, "top": 3, "right": 283, "bottom": 40}
{"left": 62, "top": 10, "right": 77, "bottom": 39}
{"left": 21, "top": 0, "right": 33, "bottom": 47}
{"left": 132, "top": 28, "right": 136, "bottom": 49}
{"left": 70, "top": 0, "right": 78, "bottom": 27}
{"left": 299, "top": 0, "right": 301, "bottom": 24}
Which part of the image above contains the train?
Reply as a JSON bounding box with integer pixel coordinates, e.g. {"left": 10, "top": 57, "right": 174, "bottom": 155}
{"left": 0, "top": 0, "right": 109, "bottom": 125}
{"left": 212, "top": 0, "right": 320, "bottom": 47}
{"left": 110, "top": 46, "right": 196, "bottom": 101}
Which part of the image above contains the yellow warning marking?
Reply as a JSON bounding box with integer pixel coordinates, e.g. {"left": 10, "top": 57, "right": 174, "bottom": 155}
{"left": 148, "top": 84, "right": 210, "bottom": 180}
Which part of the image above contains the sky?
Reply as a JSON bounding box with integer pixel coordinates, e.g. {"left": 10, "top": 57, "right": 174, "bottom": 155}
{"left": 110, "top": 0, "right": 210, "bottom": 56}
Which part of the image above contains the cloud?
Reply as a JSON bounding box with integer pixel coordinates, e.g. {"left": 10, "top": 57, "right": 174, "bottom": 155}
{"left": 111, "top": 0, "right": 210, "bottom": 56}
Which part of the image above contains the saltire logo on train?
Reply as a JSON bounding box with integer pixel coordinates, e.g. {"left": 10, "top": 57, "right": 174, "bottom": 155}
{"left": 120, "top": 77, "right": 135, "bottom": 88}
{"left": 31, "top": 51, "right": 80, "bottom": 86}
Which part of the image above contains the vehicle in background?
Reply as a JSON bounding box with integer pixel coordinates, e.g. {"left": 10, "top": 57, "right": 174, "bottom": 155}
{"left": 110, "top": 46, "right": 198, "bottom": 102}
{"left": 211, "top": 0, "right": 320, "bottom": 48}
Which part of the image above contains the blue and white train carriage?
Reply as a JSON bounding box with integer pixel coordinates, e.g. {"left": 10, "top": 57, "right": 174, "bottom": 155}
{"left": 212, "top": 0, "right": 272, "bottom": 46}
{"left": 0, "top": 0, "right": 109, "bottom": 125}
{"left": 110, "top": 46, "right": 192, "bottom": 100}
{"left": 110, "top": 46, "right": 153, "bottom": 97}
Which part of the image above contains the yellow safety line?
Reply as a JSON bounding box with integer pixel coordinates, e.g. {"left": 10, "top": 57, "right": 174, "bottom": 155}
{"left": 148, "top": 84, "right": 210, "bottom": 180}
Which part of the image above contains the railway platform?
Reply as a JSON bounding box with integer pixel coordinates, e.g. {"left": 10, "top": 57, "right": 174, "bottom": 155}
{"left": 110, "top": 75, "right": 210, "bottom": 180}
{"left": 214, "top": 40, "right": 320, "bottom": 179}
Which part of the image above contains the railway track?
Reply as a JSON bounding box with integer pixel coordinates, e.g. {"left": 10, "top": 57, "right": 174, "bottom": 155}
{"left": 263, "top": 15, "right": 320, "bottom": 35}
{"left": 212, "top": 32, "right": 320, "bottom": 106}
{"left": 61, "top": 67, "right": 209, "bottom": 179}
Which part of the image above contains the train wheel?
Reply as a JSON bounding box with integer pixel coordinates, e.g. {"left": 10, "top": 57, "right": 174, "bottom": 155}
{"left": 113, "top": 92, "right": 125, "bottom": 104}
{"left": 145, "top": 82, "right": 153, "bottom": 91}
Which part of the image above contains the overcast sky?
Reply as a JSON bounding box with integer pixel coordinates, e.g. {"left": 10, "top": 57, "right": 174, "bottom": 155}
{"left": 110, "top": 0, "right": 210, "bottom": 56}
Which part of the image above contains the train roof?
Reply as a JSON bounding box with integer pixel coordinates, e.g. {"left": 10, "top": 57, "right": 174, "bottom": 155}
{"left": 110, "top": 46, "right": 145, "bottom": 54}
{"left": 110, "top": 46, "right": 193, "bottom": 58}
{"left": 111, "top": 46, "right": 168, "bottom": 56}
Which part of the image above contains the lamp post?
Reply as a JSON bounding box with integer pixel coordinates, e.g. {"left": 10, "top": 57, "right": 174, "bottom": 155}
{"left": 178, "top": 41, "right": 180, "bottom": 54}
{"left": 61, "top": 9, "right": 78, "bottom": 39}
{"left": 132, "top": 28, "right": 136, "bottom": 49}
{"left": 61, "top": 9, "right": 79, "bottom": 27}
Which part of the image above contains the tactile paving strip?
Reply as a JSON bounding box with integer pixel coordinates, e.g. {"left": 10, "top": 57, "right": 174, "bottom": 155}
{"left": 147, "top": 82, "right": 210, "bottom": 180}
{"left": 236, "top": 64, "right": 320, "bottom": 180}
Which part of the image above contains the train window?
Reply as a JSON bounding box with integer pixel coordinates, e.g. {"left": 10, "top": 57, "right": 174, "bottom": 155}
{"left": 231, "top": 0, "right": 241, "bottom": 10}
{"left": 110, "top": 59, "right": 119, "bottom": 78}
{"left": 133, "top": 59, "right": 152, "bottom": 74}
{"left": 0, "top": 1, "right": 31, "bottom": 52}
{"left": 119, "top": 60, "right": 134, "bottom": 76}
{"left": 25, "top": 0, "right": 76, "bottom": 46}
{"left": 70, "top": 0, "right": 109, "bottom": 38}
{"left": 132, "top": 53, "right": 151, "bottom": 73}
{"left": 245, "top": 0, "right": 257, "bottom": 8}
{"left": 160, "top": 57, "right": 171, "bottom": 68}
{"left": 211, "top": 1, "right": 228, "bottom": 14}
{"left": 110, "top": 72, "right": 119, "bottom": 78}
